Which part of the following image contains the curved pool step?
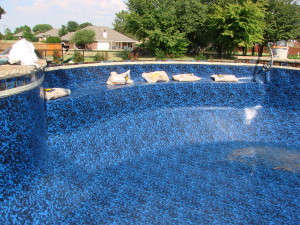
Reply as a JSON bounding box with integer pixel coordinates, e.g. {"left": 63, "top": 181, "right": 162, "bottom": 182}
{"left": 46, "top": 81, "right": 265, "bottom": 135}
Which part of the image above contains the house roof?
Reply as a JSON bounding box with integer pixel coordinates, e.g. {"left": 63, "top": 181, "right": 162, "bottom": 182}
{"left": 61, "top": 26, "right": 137, "bottom": 43}
{"left": 35, "top": 28, "right": 59, "bottom": 38}
{"left": 13, "top": 31, "right": 23, "bottom": 37}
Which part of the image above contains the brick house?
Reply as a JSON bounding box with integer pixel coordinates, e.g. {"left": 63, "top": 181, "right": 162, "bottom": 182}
{"left": 61, "top": 25, "right": 138, "bottom": 50}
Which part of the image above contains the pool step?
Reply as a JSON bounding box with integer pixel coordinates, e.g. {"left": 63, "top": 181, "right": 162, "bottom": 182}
{"left": 46, "top": 82, "right": 265, "bottom": 135}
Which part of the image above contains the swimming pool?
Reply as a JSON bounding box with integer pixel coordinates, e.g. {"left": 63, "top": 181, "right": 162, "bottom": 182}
{"left": 1, "top": 62, "right": 299, "bottom": 224}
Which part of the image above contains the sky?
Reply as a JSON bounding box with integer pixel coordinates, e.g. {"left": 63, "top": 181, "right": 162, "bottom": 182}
{"left": 0, "top": 0, "right": 127, "bottom": 33}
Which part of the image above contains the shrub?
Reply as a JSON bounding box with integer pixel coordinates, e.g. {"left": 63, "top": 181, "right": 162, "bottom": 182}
{"left": 120, "top": 49, "right": 138, "bottom": 60}
{"left": 73, "top": 51, "right": 84, "bottom": 63}
{"left": 52, "top": 50, "right": 61, "bottom": 63}
{"left": 46, "top": 36, "right": 61, "bottom": 43}
{"left": 94, "top": 52, "right": 109, "bottom": 62}
{"left": 120, "top": 50, "right": 131, "bottom": 60}
{"left": 155, "top": 50, "right": 167, "bottom": 60}
{"left": 195, "top": 52, "right": 207, "bottom": 60}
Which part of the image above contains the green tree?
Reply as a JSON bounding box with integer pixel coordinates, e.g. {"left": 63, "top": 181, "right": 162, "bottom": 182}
{"left": 14, "top": 25, "right": 32, "bottom": 34}
{"left": 14, "top": 25, "right": 36, "bottom": 41}
{"left": 4, "top": 28, "right": 15, "bottom": 40}
{"left": 58, "top": 25, "right": 68, "bottom": 37}
{"left": 79, "top": 22, "right": 93, "bottom": 29}
{"left": 67, "top": 21, "right": 79, "bottom": 32}
{"left": 70, "top": 29, "right": 96, "bottom": 48}
{"left": 46, "top": 36, "right": 61, "bottom": 43}
{"left": 124, "top": 0, "right": 190, "bottom": 57}
{"left": 207, "top": 0, "right": 266, "bottom": 56}
{"left": 174, "top": 0, "right": 208, "bottom": 51}
{"left": 32, "top": 24, "right": 53, "bottom": 34}
{"left": 113, "top": 10, "right": 130, "bottom": 35}
{"left": 113, "top": 10, "right": 138, "bottom": 40}
{"left": 264, "top": 0, "right": 300, "bottom": 42}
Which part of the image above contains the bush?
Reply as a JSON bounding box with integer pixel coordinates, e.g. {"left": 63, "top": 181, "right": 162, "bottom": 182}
{"left": 52, "top": 50, "right": 61, "bottom": 63}
{"left": 121, "top": 50, "right": 132, "bottom": 60}
{"left": 195, "top": 52, "right": 207, "bottom": 60}
{"left": 73, "top": 51, "right": 84, "bottom": 63}
{"left": 46, "top": 36, "right": 61, "bottom": 43}
{"left": 155, "top": 50, "right": 167, "bottom": 60}
{"left": 120, "top": 49, "right": 137, "bottom": 60}
{"left": 94, "top": 52, "right": 109, "bottom": 61}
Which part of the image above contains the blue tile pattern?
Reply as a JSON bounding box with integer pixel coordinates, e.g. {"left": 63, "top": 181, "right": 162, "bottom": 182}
{"left": 0, "top": 70, "right": 43, "bottom": 93}
{"left": 1, "top": 63, "right": 299, "bottom": 224}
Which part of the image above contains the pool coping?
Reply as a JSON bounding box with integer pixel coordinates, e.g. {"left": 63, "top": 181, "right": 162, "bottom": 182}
{"left": 45, "top": 61, "right": 300, "bottom": 72}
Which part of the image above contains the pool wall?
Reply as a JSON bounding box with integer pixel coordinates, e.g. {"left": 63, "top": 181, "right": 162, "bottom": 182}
{"left": 44, "top": 63, "right": 267, "bottom": 134}
{"left": 0, "top": 79, "right": 47, "bottom": 199}
{"left": 44, "top": 63, "right": 300, "bottom": 135}
{"left": 44, "top": 63, "right": 299, "bottom": 171}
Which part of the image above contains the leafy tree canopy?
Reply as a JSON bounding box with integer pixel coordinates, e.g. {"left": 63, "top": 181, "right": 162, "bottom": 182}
{"left": 67, "top": 21, "right": 79, "bottom": 32}
{"left": 124, "top": 0, "right": 196, "bottom": 56}
{"left": 79, "top": 22, "right": 93, "bottom": 29}
{"left": 114, "top": 0, "right": 300, "bottom": 56}
{"left": 207, "top": 0, "right": 266, "bottom": 56}
{"left": 264, "top": 0, "right": 300, "bottom": 43}
{"left": 58, "top": 25, "right": 68, "bottom": 37}
{"left": 14, "top": 25, "right": 31, "bottom": 34}
{"left": 70, "top": 29, "right": 96, "bottom": 47}
{"left": 3, "top": 28, "right": 17, "bottom": 40}
{"left": 32, "top": 24, "right": 53, "bottom": 34}
{"left": 46, "top": 36, "right": 61, "bottom": 43}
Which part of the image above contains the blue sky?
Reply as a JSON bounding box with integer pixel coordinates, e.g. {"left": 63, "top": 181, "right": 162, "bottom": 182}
{"left": 0, "top": 0, "right": 127, "bottom": 33}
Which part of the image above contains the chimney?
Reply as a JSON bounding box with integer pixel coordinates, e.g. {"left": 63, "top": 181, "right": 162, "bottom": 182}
{"left": 103, "top": 30, "right": 107, "bottom": 39}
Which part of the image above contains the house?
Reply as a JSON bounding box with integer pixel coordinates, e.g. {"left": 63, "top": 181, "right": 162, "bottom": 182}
{"left": 13, "top": 31, "right": 23, "bottom": 39}
{"left": 35, "top": 28, "right": 60, "bottom": 42}
{"left": 61, "top": 26, "right": 138, "bottom": 50}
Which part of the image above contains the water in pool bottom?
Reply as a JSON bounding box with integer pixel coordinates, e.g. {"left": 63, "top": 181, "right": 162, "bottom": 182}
{"left": 4, "top": 108, "right": 300, "bottom": 224}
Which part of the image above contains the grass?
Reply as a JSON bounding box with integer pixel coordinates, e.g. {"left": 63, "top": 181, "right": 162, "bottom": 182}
{"left": 49, "top": 50, "right": 299, "bottom": 65}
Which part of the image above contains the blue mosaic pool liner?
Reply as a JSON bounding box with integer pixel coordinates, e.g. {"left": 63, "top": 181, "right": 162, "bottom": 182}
{"left": 0, "top": 63, "right": 299, "bottom": 224}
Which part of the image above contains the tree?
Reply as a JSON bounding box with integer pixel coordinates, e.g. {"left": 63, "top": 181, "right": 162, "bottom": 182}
{"left": 32, "top": 24, "right": 53, "bottom": 34}
{"left": 70, "top": 29, "right": 96, "bottom": 48}
{"left": 264, "top": 0, "right": 300, "bottom": 42}
{"left": 18, "top": 25, "right": 33, "bottom": 41}
{"left": 14, "top": 25, "right": 31, "bottom": 34}
{"left": 46, "top": 36, "right": 61, "bottom": 43}
{"left": 58, "top": 25, "right": 68, "bottom": 37}
{"left": 67, "top": 21, "right": 79, "bottom": 32}
{"left": 79, "top": 22, "right": 93, "bottom": 29}
{"left": 4, "top": 28, "right": 15, "bottom": 40}
{"left": 113, "top": 10, "right": 130, "bottom": 34}
{"left": 113, "top": 10, "right": 138, "bottom": 40}
{"left": 207, "top": 0, "right": 266, "bottom": 56}
{"left": 174, "top": 0, "right": 208, "bottom": 51}
{"left": 124, "top": 0, "right": 190, "bottom": 57}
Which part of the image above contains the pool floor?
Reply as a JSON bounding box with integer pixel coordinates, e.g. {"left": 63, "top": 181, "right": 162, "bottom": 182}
{"left": 1, "top": 106, "right": 299, "bottom": 224}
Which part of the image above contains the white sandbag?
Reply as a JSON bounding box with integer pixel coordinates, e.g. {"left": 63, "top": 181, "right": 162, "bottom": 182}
{"left": 44, "top": 88, "right": 71, "bottom": 100}
{"left": 142, "top": 71, "right": 169, "bottom": 83}
{"left": 8, "top": 39, "right": 39, "bottom": 67}
{"left": 172, "top": 73, "right": 201, "bottom": 82}
{"left": 211, "top": 74, "right": 238, "bottom": 82}
{"left": 106, "top": 70, "right": 133, "bottom": 85}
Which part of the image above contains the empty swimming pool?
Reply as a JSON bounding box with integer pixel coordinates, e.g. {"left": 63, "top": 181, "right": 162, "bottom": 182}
{"left": 1, "top": 62, "right": 299, "bottom": 224}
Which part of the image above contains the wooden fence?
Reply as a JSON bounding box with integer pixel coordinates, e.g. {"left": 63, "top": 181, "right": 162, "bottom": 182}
{"left": 0, "top": 41, "right": 61, "bottom": 56}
